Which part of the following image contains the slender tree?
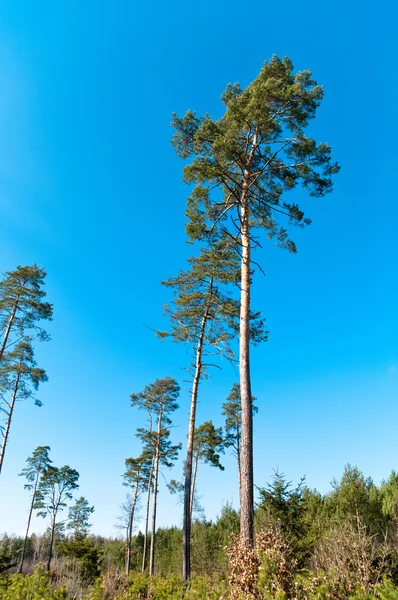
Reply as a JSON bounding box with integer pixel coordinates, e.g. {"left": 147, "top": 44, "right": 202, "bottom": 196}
{"left": 190, "top": 421, "right": 225, "bottom": 520}
{"left": 222, "top": 383, "right": 257, "bottom": 492}
{"left": 131, "top": 393, "right": 155, "bottom": 573}
{"left": 159, "top": 235, "right": 266, "bottom": 579}
{"left": 172, "top": 56, "right": 339, "bottom": 545}
{"left": 139, "top": 447, "right": 155, "bottom": 572}
{"left": 67, "top": 496, "right": 94, "bottom": 540}
{"left": 123, "top": 453, "right": 151, "bottom": 575}
{"left": 131, "top": 377, "right": 180, "bottom": 575}
{"left": 35, "top": 465, "right": 79, "bottom": 570}
{"left": 0, "top": 265, "right": 52, "bottom": 362}
{"left": 0, "top": 338, "right": 48, "bottom": 475}
{"left": 18, "top": 445, "right": 52, "bottom": 572}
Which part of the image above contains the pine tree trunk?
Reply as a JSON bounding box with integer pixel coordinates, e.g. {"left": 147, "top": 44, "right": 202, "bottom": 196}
{"left": 0, "top": 373, "right": 20, "bottom": 475}
{"left": 189, "top": 455, "right": 199, "bottom": 522}
{"left": 183, "top": 287, "right": 211, "bottom": 581}
{"left": 19, "top": 466, "right": 41, "bottom": 573}
{"left": 47, "top": 513, "right": 56, "bottom": 571}
{"left": 236, "top": 429, "right": 241, "bottom": 499}
{"left": 126, "top": 479, "right": 140, "bottom": 575}
{"left": 142, "top": 456, "right": 154, "bottom": 572}
{"left": 149, "top": 409, "right": 162, "bottom": 576}
{"left": 239, "top": 133, "right": 257, "bottom": 547}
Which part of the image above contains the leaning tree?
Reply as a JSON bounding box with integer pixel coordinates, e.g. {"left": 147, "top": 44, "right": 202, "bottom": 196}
{"left": 0, "top": 338, "right": 48, "bottom": 475}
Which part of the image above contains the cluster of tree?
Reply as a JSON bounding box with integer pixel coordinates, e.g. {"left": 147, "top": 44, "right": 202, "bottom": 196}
{"left": 15, "top": 445, "right": 94, "bottom": 573}
{"left": 0, "top": 265, "right": 52, "bottom": 475}
{"left": 122, "top": 375, "right": 259, "bottom": 577}
{"left": 0, "top": 267, "right": 100, "bottom": 579}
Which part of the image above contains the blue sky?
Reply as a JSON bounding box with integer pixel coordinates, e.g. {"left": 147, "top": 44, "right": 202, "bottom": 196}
{"left": 0, "top": 0, "right": 396, "bottom": 537}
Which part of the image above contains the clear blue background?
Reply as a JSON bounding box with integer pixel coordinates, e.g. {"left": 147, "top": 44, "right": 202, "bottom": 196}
{"left": 0, "top": 0, "right": 396, "bottom": 537}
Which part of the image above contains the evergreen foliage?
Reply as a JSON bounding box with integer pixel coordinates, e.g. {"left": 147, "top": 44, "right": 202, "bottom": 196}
{"left": 0, "top": 264, "right": 53, "bottom": 362}
{"left": 35, "top": 465, "right": 80, "bottom": 570}
{"left": 67, "top": 497, "right": 95, "bottom": 540}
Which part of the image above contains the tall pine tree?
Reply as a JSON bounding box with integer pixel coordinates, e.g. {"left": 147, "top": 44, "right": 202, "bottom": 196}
{"left": 172, "top": 56, "right": 339, "bottom": 545}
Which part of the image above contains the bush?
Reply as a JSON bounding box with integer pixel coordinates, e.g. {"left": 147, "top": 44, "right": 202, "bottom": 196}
{"left": 0, "top": 566, "right": 67, "bottom": 599}
{"left": 58, "top": 538, "right": 101, "bottom": 582}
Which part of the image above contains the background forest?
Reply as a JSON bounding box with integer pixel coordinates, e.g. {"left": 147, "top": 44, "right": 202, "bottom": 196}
{"left": 0, "top": 0, "right": 396, "bottom": 599}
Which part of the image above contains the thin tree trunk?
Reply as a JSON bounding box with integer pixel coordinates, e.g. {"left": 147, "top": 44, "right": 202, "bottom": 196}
{"left": 126, "top": 478, "right": 140, "bottom": 575}
{"left": 239, "top": 133, "right": 257, "bottom": 547}
{"left": 47, "top": 514, "right": 56, "bottom": 571}
{"left": 142, "top": 456, "right": 155, "bottom": 572}
{"left": 0, "top": 299, "right": 19, "bottom": 362}
{"left": 183, "top": 280, "right": 212, "bottom": 581}
{"left": 149, "top": 409, "right": 162, "bottom": 576}
{"left": 236, "top": 429, "right": 241, "bottom": 499}
{"left": 19, "top": 466, "right": 41, "bottom": 572}
{"left": 189, "top": 455, "right": 199, "bottom": 522}
{"left": 0, "top": 373, "right": 20, "bottom": 475}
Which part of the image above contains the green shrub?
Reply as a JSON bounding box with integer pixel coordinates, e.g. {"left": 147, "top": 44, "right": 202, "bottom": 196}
{"left": 0, "top": 566, "right": 67, "bottom": 599}
{"left": 58, "top": 537, "right": 101, "bottom": 581}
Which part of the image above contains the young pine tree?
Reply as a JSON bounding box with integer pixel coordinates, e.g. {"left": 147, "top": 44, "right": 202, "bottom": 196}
{"left": 131, "top": 377, "right": 180, "bottom": 575}
{"left": 222, "top": 383, "right": 257, "bottom": 493}
{"left": 130, "top": 391, "right": 156, "bottom": 573}
{"left": 0, "top": 265, "right": 53, "bottom": 362}
{"left": 67, "top": 496, "right": 94, "bottom": 540}
{"left": 190, "top": 421, "right": 225, "bottom": 520}
{"left": 172, "top": 56, "right": 339, "bottom": 545}
{"left": 0, "top": 338, "right": 48, "bottom": 475}
{"left": 19, "top": 445, "right": 52, "bottom": 572}
{"left": 35, "top": 465, "right": 79, "bottom": 570}
{"left": 123, "top": 453, "right": 151, "bottom": 575}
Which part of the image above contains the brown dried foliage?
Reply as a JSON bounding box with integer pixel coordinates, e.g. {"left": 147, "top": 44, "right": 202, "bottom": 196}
{"left": 226, "top": 524, "right": 299, "bottom": 599}
{"left": 226, "top": 535, "right": 261, "bottom": 600}
{"left": 313, "top": 519, "right": 392, "bottom": 596}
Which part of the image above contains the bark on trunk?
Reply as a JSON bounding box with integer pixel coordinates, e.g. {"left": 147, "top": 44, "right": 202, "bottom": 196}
{"left": 239, "top": 133, "right": 257, "bottom": 547}
{"left": 189, "top": 455, "right": 199, "bottom": 522}
{"left": 236, "top": 429, "right": 241, "bottom": 499}
{"left": 19, "top": 466, "right": 41, "bottom": 573}
{"left": 183, "top": 284, "right": 212, "bottom": 581}
{"left": 0, "top": 373, "right": 20, "bottom": 475}
{"left": 142, "top": 456, "right": 154, "bottom": 572}
{"left": 126, "top": 478, "right": 140, "bottom": 575}
{"left": 0, "top": 298, "right": 19, "bottom": 362}
{"left": 47, "top": 514, "right": 56, "bottom": 571}
{"left": 149, "top": 409, "right": 162, "bottom": 576}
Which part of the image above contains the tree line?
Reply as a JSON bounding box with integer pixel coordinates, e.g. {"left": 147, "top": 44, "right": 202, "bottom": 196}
{"left": 3, "top": 465, "right": 398, "bottom": 598}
